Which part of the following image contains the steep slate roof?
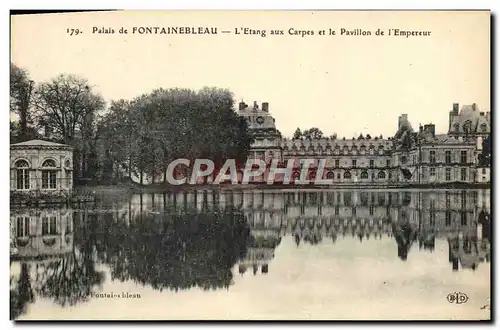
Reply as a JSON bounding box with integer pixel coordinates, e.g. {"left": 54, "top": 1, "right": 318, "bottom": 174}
{"left": 422, "top": 134, "right": 475, "bottom": 145}
{"left": 10, "top": 139, "right": 70, "bottom": 147}
{"left": 449, "top": 104, "right": 491, "bottom": 135}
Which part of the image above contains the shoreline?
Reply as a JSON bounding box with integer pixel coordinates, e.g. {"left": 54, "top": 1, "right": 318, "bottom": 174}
{"left": 76, "top": 182, "right": 491, "bottom": 193}
{"left": 10, "top": 182, "right": 491, "bottom": 205}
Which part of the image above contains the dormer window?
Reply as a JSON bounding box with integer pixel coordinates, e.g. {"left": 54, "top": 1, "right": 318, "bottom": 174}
{"left": 453, "top": 123, "right": 460, "bottom": 131}
{"left": 480, "top": 123, "right": 488, "bottom": 132}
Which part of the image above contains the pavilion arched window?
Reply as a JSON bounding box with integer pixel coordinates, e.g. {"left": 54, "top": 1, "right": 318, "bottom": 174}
{"left": 378, "top": 171, "right": 386, "bottom": 179}
{"left": 41, "top": 159, "right": 57, "bottom": 190}
{"left": 360, "top": 171, "right": 369, "bottom": 179}
{"left": 343, "top": 171, "right": 351, "bottom": 179}
{"left": 15, "top": 160, "right": 30, "bottom": 190}
{"left": 326, "top": 171, "right": 335, "bottom": 180}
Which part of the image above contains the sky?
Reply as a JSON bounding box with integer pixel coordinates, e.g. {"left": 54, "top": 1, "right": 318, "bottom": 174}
{"left": 10, "top": 10, "right": 490, "bottom": 139}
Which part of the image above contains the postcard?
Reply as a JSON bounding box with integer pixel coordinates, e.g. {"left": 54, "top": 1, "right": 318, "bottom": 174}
{"left": 9, "top": 10, "right": 491, "bottom": 321}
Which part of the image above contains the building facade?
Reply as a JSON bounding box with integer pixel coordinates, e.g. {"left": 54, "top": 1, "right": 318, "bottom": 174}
{"left": 239, "top": 102, "right": 489, "bottom": 185}
{"left": 10, "top": 140, "right": 74, "bottom": 197}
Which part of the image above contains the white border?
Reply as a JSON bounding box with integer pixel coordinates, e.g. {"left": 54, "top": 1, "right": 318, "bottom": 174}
{"left": 2, "top": 1, "right": 498, "bottom": 329}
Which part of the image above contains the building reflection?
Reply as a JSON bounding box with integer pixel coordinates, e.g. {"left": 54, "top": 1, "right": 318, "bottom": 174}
{"left": 10, "top": 189, "right": 491, "bottom": 319}
{"left": 10, "top": 208, "right": 104, "bottom": 320}
{"left": 118, "top": 189, "right": 490, "bottom": 274}
{"left": 10, "top": 208, "right": 74, "bottom": 261}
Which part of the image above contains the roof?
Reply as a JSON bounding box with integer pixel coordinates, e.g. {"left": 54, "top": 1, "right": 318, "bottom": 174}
{"left": 431, "top": 134, "right": 475, "bottom": 145}
{"left": 280, "top": 138, "right": 392, "bottom": 150}
{"left": 10, "top": 139, "right": 70, "bottom": 147}
{"left": 448, "top": 104, "right": 491, "bottom": 135}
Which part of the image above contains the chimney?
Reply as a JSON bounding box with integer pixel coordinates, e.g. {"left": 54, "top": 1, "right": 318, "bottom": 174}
{"left": 424, "top": 124, "right": 435, "bottom": 138}
{"left": 44, "top": 124, "right": 52, "bottom": 138}
{"left": 453, "top": 103, "right": 459, "bottom": 114}
{"left": 262, "top": 264, "right": 269, "bottom": 274}
{"left": 398, "top": 114, "right": 408, "bottom": 130}
{"left": 238, "top": 264, "right": 247, "bottom": 275}
{"left": 472, "top": 103, "right": 477, "bottom": 111}
{"left": 262, "top": 102, "right": 269, "bottom": 112}
{"left": 253, "top": 101, "right": 259, "bottom": 111}
{"left": 238, "top": 101, "right": 247, "bottom": 110}
{"left": 419, "top": 125, "right": 423, "bottom": 133}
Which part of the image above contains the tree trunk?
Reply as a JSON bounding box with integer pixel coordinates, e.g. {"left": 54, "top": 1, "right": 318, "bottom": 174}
{"left": 128, "top": 157, "right": 132, "bottom": 179}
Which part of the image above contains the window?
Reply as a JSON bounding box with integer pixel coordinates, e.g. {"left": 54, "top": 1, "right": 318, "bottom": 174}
{"left": 15, "top": 160, "right": 30, "bottom": 190}
{"left": 360, "top": 192, "right": 369, "bottom": 205}
{"left": 42, "top": 216, "right": 57, "bottom": 235}
{"left": 352, "top": 159, "right": 357, "bottom": 167}
{"left": 369, "top": 160, "right": 374, "bottom": 168}
{"left": 401, "top": 155, "right": 407, "bottom": 164}
{"left": 460, "top": 212, "right": 467, "bottom": 226}
{"left": 429, "top": 150, "right": 436, "bottom": 164}
{"left": 378, "top": 171, "right": 386, "bottom": 179}
{"left": 430, "top": 212, "right": 435, "bottom": 226}
{"left": 461, "top": 168, "right": 467, "bottom": 181}
{"left": 445, "top": 168, "right": 451, "bottom": 181}
{"left": 327, "top": 171, "right": 335, "bottom": 180}
{"left": 445, "top": 192, "right": 451, "bottom": 208}
{"left": 386, "top": 159, "right": 391, "bottom": 167}
{"left": 430, "top": 167, "right": 436, "bottom": 176}
{"left": 42, "top": 159, "right": 58, "bottom": 190}
{"left": 343, "top": 192, "right": 352, "bottom": 206}
{"left": 460, "top": 151, "right": 467, "bottom": 164}
{"left": 327, "top": 192, "right": 335, "bottom": 204}
{"left": 369, "top": 205, "right": 374, "bottom": 215}
{"left": 335, "top": 159, "right": 340, "bottom": 167}
{"left": 335, "top": 205, "right": 339, "bottom": 215}
{"left": 337, "top": 173, "right": 341, "bottom": 180}
{"left": 461, "top": 191, "right": 466, "bottom": 208}
{"left": 16, "top": 217, "right": 30, "bottom": 237}
{"left": 360, "top": 171, "right": 368, "bottom": 179}
{"left": 445, "top": 151, "right": 451, "bottom": 164}
{"left": 343, "top": 171, "right": 351, "bottom": 179}
{"left": 445, "top": 211, "right": 451, "bottom": 226}
{"left": 482, "top": 168, "right": 486, "bottom": 174}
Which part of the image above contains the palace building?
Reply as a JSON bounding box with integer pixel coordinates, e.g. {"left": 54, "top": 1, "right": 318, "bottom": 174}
{"left": 238, "top": 102, "right": 490, "bottom": 185}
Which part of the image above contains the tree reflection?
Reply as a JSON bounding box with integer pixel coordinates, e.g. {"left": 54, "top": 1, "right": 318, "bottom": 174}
{"left": 34, "top": 250, "right": 105, "bottom": 307}
{"left": 10, "top": 263, "right": 34, "bottom": 320}
{"left": 392, "top": 222, "right": 418, "bottom": 261}
{"left": 27, "top": 212, "right": 105, "bottom": 309}
{"left": 98, "top": 209, "right": 251, "bottom": 291}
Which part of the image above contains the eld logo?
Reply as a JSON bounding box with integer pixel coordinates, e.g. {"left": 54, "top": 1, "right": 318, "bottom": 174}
{"left": 446, "top": 292, "right": 469, "bottom": 304}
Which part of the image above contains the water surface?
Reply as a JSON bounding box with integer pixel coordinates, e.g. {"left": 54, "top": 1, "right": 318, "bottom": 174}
{"left": 10, "top": 189, "right": 491, "bottom": 320}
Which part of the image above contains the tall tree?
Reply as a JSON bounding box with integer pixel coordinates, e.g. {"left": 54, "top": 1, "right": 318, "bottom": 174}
{"left": 10, "top": 63, "right": 34, "bottom": 141}
{"left": 292, "top": 127, "right": 302, "bottom": 139}
{"left": 303, "top": 127, "right": 323, "bottom": 140}
{"left": 32, "top": 74, "right": 105, "bottom": 178}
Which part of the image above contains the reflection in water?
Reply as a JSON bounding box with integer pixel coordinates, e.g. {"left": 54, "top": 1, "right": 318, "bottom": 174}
{"left": 10, "top": 189, "right": 491, "bottom": 320}
{"left": 97, "top": 209, "right": 251, "bottom": 291}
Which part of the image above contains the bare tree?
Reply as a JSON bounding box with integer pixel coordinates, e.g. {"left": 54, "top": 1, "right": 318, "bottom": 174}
{"left": 32, "top": 74, "right": 105, "bottom": 144}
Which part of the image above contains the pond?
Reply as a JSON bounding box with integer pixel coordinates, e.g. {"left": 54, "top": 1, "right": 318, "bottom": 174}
{"left": 10, "top": 188, "right": 491, "bottom": 320}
